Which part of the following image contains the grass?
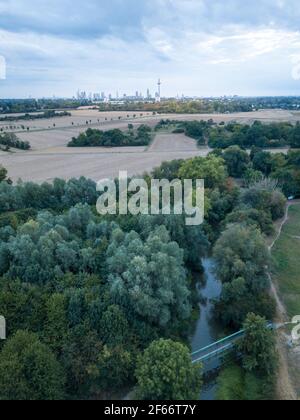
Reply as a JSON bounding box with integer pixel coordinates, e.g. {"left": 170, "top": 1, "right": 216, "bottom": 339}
{"left": 272, "top": 204, "right": 300, "bottom": 318}
{"left": 216, "top": 364, "right": 274, "bottom": 400}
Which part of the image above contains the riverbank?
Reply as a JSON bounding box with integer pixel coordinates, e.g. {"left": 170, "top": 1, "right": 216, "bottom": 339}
{"left": 190, "top": 258, "right": 223, "bottom": 400}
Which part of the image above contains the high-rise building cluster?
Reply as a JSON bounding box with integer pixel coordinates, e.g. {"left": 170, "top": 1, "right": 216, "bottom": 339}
{"left": 75, "top": 80, "right": 162, "bottom": 103}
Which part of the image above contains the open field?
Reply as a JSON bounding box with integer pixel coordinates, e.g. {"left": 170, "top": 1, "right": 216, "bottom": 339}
{"left": 0, "top": 110, "right": 154, "bottom": 132}
{"left": 0, "top": 109, "right": 300, "bottom": 132}
{"left": 272, "top": 204, "right": 300, "bottom": 318}
{"left": 1, "top": 148, "right": 209, "bottom": 183}
{"left": 0, "top": 109, "right": 298, "bottom": 183}
{"left": 148, "top": 133, "right": 200, "bottom": 152}
{"left": 271, "top": 203, "right": 300, "bottom": 399}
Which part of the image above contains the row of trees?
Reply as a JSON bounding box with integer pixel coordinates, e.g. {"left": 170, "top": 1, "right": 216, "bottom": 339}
{"left": 0, "top": 110, "right": 71, "bottom": 122}
{"left": 210, "top": 145, "right": 300, "bottom": 199}
{"left": 68, "top": 125, "right": 152, "bottom": 148}
{"left": 98, "top": 97, "right": 300, "bottom": 114}
{"left": 208, "top": 121, "right": 300, "bottom": 149}
{"left": 0, "top": 133, "right": 31, "bottom": 150}
{"left": 155, "top": 119, "right": 214, "bottom": 145}
{"left": 0, "top": 99, "right": 89, "bottom": 114}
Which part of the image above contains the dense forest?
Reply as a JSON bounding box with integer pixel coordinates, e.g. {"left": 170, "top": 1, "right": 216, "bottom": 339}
{"left": 0, "top": 143, "right": 287, "bottom": 399}
{"left": 68, "top": 125, "right": 153, "bottom": 147}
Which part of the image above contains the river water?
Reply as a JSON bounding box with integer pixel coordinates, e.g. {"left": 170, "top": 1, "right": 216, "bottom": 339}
{"left": 190, "top": 258, "right": 223, "bottom": 400}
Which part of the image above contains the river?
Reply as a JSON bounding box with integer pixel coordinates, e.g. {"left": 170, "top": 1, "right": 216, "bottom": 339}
{"left": 190, "top": 258, "right": 223, "bottom": 400}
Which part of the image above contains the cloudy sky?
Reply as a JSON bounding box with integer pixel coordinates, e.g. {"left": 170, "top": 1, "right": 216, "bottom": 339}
{"left": 1, "top": 0, "right": 300, "bottom": 98}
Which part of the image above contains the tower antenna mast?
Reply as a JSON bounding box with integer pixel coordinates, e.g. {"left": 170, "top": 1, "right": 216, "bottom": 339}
{"left": 157, "top": 78, "right": 162, "bottom": 102}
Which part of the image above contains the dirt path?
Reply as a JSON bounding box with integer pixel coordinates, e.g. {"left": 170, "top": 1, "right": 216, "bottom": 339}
{"left": 268, "top": 200, "right": 300, "bottom": 400}
{"left": 268, "top": 202, "right": 295, "bottom": 318}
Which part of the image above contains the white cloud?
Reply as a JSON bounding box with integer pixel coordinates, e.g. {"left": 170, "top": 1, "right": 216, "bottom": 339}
{"left": 1, "top": 0, "right": 300, "bottom": 96}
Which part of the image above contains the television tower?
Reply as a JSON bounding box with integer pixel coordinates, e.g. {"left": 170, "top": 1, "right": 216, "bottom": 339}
{"left": 156, "top": 78, "right": 162, "bottom": 102}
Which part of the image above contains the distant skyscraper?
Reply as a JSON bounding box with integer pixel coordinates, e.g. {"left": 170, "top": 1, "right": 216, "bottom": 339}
{"left": 76, "top": 90, "right": 87, "bottom": 100}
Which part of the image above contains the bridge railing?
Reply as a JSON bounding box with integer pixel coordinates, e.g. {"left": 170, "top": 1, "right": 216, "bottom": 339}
{"left": 192, "top": 322, "right": 274, "bottom": 364}
{"left": 192, "top": 329, "right": 245, "bottom": 363}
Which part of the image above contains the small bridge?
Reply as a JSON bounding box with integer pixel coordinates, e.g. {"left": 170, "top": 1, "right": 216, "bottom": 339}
{"left": 192, "top": 323, "right": 274, "bottom": 365}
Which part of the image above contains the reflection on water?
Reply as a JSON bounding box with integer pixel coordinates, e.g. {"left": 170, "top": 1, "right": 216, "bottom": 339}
{"left": 191, "top": 258, "right": 222, "bottom": 401}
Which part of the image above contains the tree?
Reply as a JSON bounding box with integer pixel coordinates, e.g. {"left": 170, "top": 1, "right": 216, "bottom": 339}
{"left": 252, "top": 151, "right": 272, "bottom": 175}
{"left": 241, "top": 184, "right": 286, "bottom": 221}
{"left": 135, "top": 339, "right": 202, "bottom": 400}
{"left": 152, "top": 159, "right": 184, "bottom": 181}
{"left": 62, "top": 323, "right": 102, "bottom": 396}
{"left": 223, "top": 146, "right": 250, "bottom": 178}
{"left": 289, "top": 122, "right": 300, "bottom": 148}
{"left": 44, "top": 293, "right": 68, "bottom": 354}
{"left": 225, "top": 208, "right": 274, "bottom": 236}
{"left": 0, "top": 165, "right": 11, "bottom": 183}
{"left": 238, "top": 314, "right": 277, "bottom": 376}
{"left": 214, "top": 224, "right": 270, "bottom": 292}
{"left": 179, "top": 155, "right": 227, "bottom": 189}
{"left": 214, "top": 277, "right": 276, "bottom": 329}
{"left": 95, "top": 345, "right": 134, "bottom": 391}
{"left": 99, "top": 305, "right": 129, "bottom": 346}
{"left": 106, "top": 226, "right": 191, "bottom": 327}
{"left": 0, "top": 331, "right": 65, "bottom": 400}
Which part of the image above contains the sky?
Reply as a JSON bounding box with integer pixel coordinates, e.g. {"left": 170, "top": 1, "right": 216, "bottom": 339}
{"left": 1, "top": 0, "right": 300, "bottom": 98}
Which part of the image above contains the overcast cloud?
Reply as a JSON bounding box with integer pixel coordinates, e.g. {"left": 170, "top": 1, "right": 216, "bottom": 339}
{"left": 0, "top": 0, "right": 300, "bottom": 97}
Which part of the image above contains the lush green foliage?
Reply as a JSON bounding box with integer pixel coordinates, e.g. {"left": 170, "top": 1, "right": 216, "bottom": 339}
{"left": 0, "top": 168, "right": 210, "bottom": 399}
{"left": 213, "top": 224, "right": 276, "bottom": 328}
{"left": 135, "top": 339, "right": 202, "bottom": 400}
{"left": 0, "top": 331, "right": 65, "bottom": 400}
{"left": 179, "top": 155, "right": 228, "bottom": 189}
{"left": 68, "top": 125, "right": 152, "bottom": 147}
{"left": 0, "top": 165, "right": 11, "bottom": 184}
{"left": 0, "top": 133, "right": 30, "bottom": 150}
{"left": 208, "top": 121, "right": 297, "bottom": 149}
{"left": 239, "top": 314, "right": 277, "bottom": 376}
{"left": 222, "top": 146, "right": 250, "bottom": 178}
{"left": 0, "top": 176, "right": 98, "bottom": 213}
{"left": 155, "top": 119, "right": 213, "bottom": 145}
{"left": 216, "top": 364, "right": 274, "bottom": 401}
{"left": 247, "top": 149, "right": 300, "bottom": 198}
{"left": 0, "top": 146, "right": 283, "bottom": 400}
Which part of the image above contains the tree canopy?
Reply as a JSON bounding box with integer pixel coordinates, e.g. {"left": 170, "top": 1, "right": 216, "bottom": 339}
{"left": 0, "top": 330, "right": 65, "bottom": 400}
{"left": 135, "top": 339, "right": 202, "bottom": 400}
